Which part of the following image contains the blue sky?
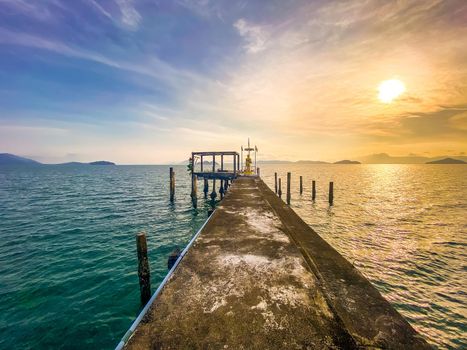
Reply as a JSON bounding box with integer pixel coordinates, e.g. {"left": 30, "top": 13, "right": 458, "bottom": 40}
{"left": 1, "top": 0, "right": 466, "bottom": 163}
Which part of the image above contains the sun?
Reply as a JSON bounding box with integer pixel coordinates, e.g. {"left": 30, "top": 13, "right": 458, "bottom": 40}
{"left": 378, "top": 79, "right": 406, "bottom": 103}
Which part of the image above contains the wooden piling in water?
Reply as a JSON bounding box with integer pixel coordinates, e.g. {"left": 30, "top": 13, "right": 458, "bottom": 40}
{"left": 257, "top": 168, "right": 260, "bottom": 177}
{"left": 286, "top": 172, "right": 291, "bottom": 205}
{"left": 169, "top": 167, "right": 175, "bottom": 202}
{"left": 210, "top": 179, "right": 217, "bottom": 200}
{"left": 219, "top": 180, "right": 224, "bottom": 199}
{"left": 312, "top": 180, "right": 316, "bottom": 201}
{"left": 278, "top": 178, "right": 282, "bottom": 198}
{"left": 191, "top": 175, "right": 198, "bottom": 208}
{"left": 203, "top": 179, "right": 209, "bottom": 199}
{"left": 274, "top": 172, "right": 278, "bottom": 194}
{"left": 300, "top": 176, "right": 303, "bottom": 195}
{"left": 136, "top": 232, "right": 151, "bottom": 305}
{"left": 329, "top": 181, "right": 334, "bottom": 206}
{"left": 167, "top": 248, "right": 180, "bottom": 270}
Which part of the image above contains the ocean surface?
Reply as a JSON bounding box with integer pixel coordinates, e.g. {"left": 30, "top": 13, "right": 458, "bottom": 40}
{"left": 0, "top": 164, "right": 465, "bottom": 349}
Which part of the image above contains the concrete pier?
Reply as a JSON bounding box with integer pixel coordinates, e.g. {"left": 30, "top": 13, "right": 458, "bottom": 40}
{"left": 122, "top": 177, "right": 430, "bottom": 349}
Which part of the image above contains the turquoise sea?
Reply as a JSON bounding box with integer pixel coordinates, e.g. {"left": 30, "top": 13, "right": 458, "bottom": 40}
{"left": 0, "top": 164, "right": 466, "bottom": 349}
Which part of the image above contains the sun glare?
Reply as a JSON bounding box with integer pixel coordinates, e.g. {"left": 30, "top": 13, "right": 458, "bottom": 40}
{"left": 378, "top": 79, "right": 406, "bottom": 103}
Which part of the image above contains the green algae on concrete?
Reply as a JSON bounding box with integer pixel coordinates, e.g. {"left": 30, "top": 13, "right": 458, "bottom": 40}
{"left": 123, "top": 177, "right": 430, "bottom": 349}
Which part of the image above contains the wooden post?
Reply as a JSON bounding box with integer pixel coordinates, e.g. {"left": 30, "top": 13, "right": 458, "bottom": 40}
{"left": 312, "top": 180, "right": 316, "bottom": 201}
{"left": 210, "top": 179, "right": 217, "bottom": 200}
{"left": 278, "top": 178, "right": 282, "bottom": 198}
{"left": 274, "top": 172, "right": 278, "bottom": 194}
{"left": 212, "top": 155, "right": 216, "bottom": 173}
{"left": 286, "top": 172, "right": 291, "bottom": 205}
{"left": 329, "top": 181, "right": 334, "bottom": 206}
{"left": 233, "top": 154, "right": 237, "bottom": 176}
{"left": 136, "top": 232, "right": 151, "bottom": 305}
{"left": 167, "top": 248, "right": 181, "bottom": 270}
{"left": 224, "top": 179, "right": 228, "bottom": 191}
{"left": 219, "top": 180, "right": 224, "bottom": 199}
{"left": 257, "top": 167, "right": 260, "bottom": 177}
{"left": 191, "top": 175, "right": 198, "bottom": 208}
{"left": 169, "top": 167, "right": 175, "bottom": 202}
{"left": 300, "top": 176, "right": 303, "bottom": 195}
{"left": 203, "top": 178, "right": 209, "bottom": 199}
{"left": 221, "top": 154, "right": 224, "bottom": 171}
{"left": 200, "top": 155, "right": 203, "bottom": 172}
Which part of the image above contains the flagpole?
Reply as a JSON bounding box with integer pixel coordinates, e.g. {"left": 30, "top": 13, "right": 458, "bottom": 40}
{"left": 254, "top": 146, "right": 257, "bottom": 174}
{"left": 241, "top": 146, "right": 243, "bottom": 172}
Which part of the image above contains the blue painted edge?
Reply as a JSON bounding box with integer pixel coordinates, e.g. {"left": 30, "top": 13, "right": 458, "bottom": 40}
{"left": 115, "top": 209, "right": 215, "bottom": 350}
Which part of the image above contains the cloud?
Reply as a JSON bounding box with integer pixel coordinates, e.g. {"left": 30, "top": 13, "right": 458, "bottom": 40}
{"left": 234, "top": 18, "right": 268, "bottom": 53}
{"left": 0, "top": 27, "right": 121, "bottom": 68}
{"left": 116, "top": 0, "right": 141, "bottom": 30}
{"left": 176, "top": 0, "right": 214, "bottom": 17}
{"left": 87, "top": 0, "right": 113, "bottom": 19}
{"left": 402, "top": 106, "right": 467, "bottom": 137}
{"left": 0, "top": 27, "right": 217, "bottom": 94}
{"left": 0, "top": 0, "right": 55, "bottom": 21}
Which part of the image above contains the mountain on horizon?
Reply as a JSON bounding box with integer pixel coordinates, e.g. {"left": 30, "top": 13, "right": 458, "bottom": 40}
{"left": 0, "top": 153, "right": 41, "bottom": 165}
{"left": 334, "top": 160, "right": 361, "bottom": 164}
{"left": 0, "top": 153, "right": 116, "bottom": 166}
{"left": 356, "top": 153, "right": 467, "bottom": 164}
{"left": 426, "top": 157, "right": 466, "bottom": 164}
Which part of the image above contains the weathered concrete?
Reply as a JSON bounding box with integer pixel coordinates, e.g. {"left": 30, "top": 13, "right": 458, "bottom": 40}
{"left": 124, "top": 177, "right": 430, "bottom": 350}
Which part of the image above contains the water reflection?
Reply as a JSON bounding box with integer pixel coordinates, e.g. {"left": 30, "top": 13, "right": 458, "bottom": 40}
{"left": 261, "top": 164, "right": 466, "bottom": 349}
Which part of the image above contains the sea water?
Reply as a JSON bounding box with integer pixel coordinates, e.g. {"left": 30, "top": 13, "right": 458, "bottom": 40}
{"left": 0, "top": 164, "right": 465, "bottom": 349}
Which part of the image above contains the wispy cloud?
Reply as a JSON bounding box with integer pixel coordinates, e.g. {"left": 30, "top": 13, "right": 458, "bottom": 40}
{"left": 116, "top": 0, "right": 141, "bottom": 30}
{"left": 87, "top": 0, "right": 113, "bottom": 20}
{"left": 234, "top": 18, "right": 268, "bottom": 53}
{"left": 176, "top": 0, "right": 214, "bottom": 17}
{"left": 0, "top": 27, "right": 121, "bottom": 68}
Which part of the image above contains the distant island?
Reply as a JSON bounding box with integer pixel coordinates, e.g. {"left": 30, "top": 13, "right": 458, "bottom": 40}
{"left": 426, "top": 158, "right": 466, "bottom": 164}
{"left": 296, "top": 160, "right": 329, "bottom": 164}
{"left": 258, "top": 154, "right": 467, "bottom": 164}
{"left": 89, "top": 161, "right": 115, "bottom": 165}
{"left": 334, "top": 160, "right": 361, "bottom": 164}
{"left": 0, "top": 153, "right": 41, "bottom": 165}
{"left": 0, "top": 153, "right": 116, "bottom": 166}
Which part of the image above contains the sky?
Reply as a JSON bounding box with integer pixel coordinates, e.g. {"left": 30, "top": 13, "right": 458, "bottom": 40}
{"left": 0, "top": 0, "right": 466, "bottom": 164}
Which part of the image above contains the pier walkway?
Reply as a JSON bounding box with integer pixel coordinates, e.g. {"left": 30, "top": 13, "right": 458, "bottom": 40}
{"left": 123, "top": 177, "right": 430, "bottom": 349}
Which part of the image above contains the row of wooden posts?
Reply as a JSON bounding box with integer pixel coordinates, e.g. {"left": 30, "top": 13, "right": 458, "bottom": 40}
{"left": 274, "top": 172, "right": 334, "bottom": 206}
{"left": 169, "top": 167, "right": 232, "bottom": 207}
{"left": 170, "top": 168, "right": 334, "bottom": 206}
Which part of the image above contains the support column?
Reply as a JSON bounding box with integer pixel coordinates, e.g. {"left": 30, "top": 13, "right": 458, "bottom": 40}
{"left": 219, "top": 179, "right": 224, "bottom": 199}
{"left": 210, "top": 179, "right": 217, "bottom": 201}
{"left": 203, "top": 178, "right": 209, "bottom": 199}
{"left": 191, "top": 175, "right": 198, "bottom": 208}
